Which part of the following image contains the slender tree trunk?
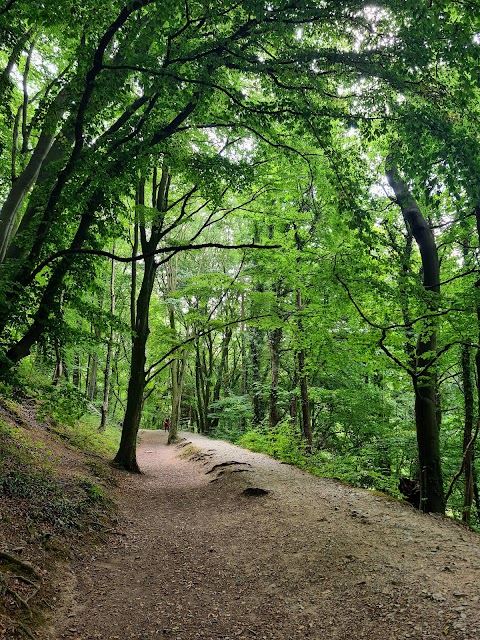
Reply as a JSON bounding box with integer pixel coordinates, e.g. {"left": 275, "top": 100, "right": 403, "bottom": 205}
{"left": 461, "top": 344, "right": 474, "bottom": 524}
{"left": 166, "top": 257, "right": 185, "bottom": 444}
{"left": 72, "top": 354, "right": 81, "bottom": 388}
{"left": 87, "top": 351, "right": 99, "bottom": 400}
{"left": 100, "top": 252, "right": 116, "bottom": 432}
{"left": 268, "top": 327, "right": 282, "bottom": 429}
{"left": 210, "top": 326, "right": 233, "bottom": 432}
{"left": 52, "top": 340, "right": 63, "bottom": 385}
{"left": 250, "top": 327, "right": 265, "bottom": 425}
{"left": 203, "top": 337, "right": 214, "bottom": 433}
{"left": 240, "top": 294, "right": 247, "bottom": 395}
{"left": 131, "top": 184, "right": 141, "bottom": 331}
{"left": 386, "top": 163, "right": 445, "bottom": 514}
{"left": 296, "top": 289, "right": 312, "bottom": 448}
{"left": 195, "top": 341, "right": 206, "bottom": 433}
{"left": 20, "top": 39, "right": 35, "bottom": 155}
{"left": 472, "top": 450, "right": 480, "bottom": 524}
{"left": 169, "top": 355, "right": 186, "bottom": 443}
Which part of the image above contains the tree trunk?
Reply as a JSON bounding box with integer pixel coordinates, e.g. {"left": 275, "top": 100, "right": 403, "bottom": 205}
{"left": 72, "top": 354, "right": 81, "bottom": 388}
{"left": 166, "top": 257, "right": 185, "bottom": 444}
{"left": 386, "top": 163, "right": 445, "bottom": 514}
{"left": 87, "top": 352, "right": 99, "bottom": 400}
{"left": 52, "top": 339, "right": 63, "bottom": 385}
{"left": 250, "top": 327, "right": 265, "bottom": 425}
{"left": 461, "top": 344, "right": 474, "bottom": 524}
{"left": 240, "top": 294, "right": 247, "bottom": 396}
{"left": 100, "top": 252, "right": 116, "bottom": 432}
{"left": 296, "top": 289, "right": 312, "bottom": 448}
{"left": 113, "top": 254, "right": 156, "bottom": 472}
{"left": 114, "top": 168, "right": 169, "bottom": 471}
{"left": 195, "top": 341, "right": 206, "bottom": 434}
{"left": 203, "top": 337, "right": 214, "bottom": 433}
{"left": 268, "top": 327, "right": 282, "bottom": 429}
{"left": 0, "top": 88, "right": 69, "bottom": 262}
{"left": 210, "top": 326, "right": 233, "bottom": 432}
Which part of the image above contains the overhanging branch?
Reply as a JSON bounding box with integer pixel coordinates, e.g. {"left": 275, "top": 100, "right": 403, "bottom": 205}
{"left": 28, "top": 242, "right": 281, "bottom": 281}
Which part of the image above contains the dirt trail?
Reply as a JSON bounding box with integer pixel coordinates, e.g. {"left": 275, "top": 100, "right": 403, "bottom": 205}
{"left": 53, "top": 431, "right": 480, "bottom": 640}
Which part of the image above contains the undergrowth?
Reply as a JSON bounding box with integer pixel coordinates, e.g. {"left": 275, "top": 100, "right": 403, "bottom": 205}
{"left": 0, "top": 390, "right": 120, "bottom": 639}
{"left": 236, "top": 420, "right": 401, "bottom": 498}
{"left": 0, "top": 415, "right": 113, "bottom": 531}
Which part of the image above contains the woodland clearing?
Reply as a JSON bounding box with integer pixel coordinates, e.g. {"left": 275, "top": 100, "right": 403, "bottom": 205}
{"left": 46, "top": 430, "right": 480, "bottom": 640}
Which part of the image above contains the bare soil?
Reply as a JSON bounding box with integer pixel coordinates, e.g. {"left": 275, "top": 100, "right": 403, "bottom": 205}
{"left": 51, "top": 430, "right": 480, "bottom": 640}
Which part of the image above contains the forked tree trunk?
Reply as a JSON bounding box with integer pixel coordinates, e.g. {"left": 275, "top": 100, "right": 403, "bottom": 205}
{"left": 113, "top": 251, "right": 156, "bottom": 472}
{"left": 386, "top": 163, "right": 445, "bottom": 514}
{"left": 114, "top": 168, "right": 170, "bottom": 472}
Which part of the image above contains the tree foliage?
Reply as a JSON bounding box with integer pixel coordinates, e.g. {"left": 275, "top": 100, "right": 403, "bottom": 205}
{"left": 1, "top": 0, "right": 480, "bottom": 521}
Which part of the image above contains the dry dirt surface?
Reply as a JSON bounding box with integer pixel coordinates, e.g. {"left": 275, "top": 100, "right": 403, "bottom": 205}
{"left": 51, "top": 431, "right": 480, "bottom": 640}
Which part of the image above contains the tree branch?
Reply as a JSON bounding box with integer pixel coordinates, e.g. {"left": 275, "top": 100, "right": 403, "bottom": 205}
{"left": 28, "top": 242, "right": 281, "bottom": 281}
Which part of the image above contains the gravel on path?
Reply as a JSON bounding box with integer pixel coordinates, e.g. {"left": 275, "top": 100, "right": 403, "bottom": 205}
{"left": 53, "top": 431, "right": 480, "bottom": 640}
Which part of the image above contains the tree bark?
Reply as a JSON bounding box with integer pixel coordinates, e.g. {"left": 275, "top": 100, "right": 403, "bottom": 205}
{"left": 268, "top": 326, "right": 282, "bottom": 429}
{"left": 386, "top": 163, "right": 445, "bottom": 514}
{"left": 4, "top": 208, "right": 96, "bottom": 364}
{"left": 210, "top": 325, "right": 233, "bottom": 432}
{"left": 100, "top": 252, "right": 116, "bottom": 432}
{"left": 72, "top": 354, "right": 81, "bottom": 388}
{"left": 114, "top": 249, "right": 156, "bottom": 471}
{"left": 0, "top": 88, "right": 69, "bottom": 262}
{"left": 87, "top": 354, "right": 99, "bottom": 400}
{"left": 195, "top": 341, "right": 207, "bottom": 433}
{"left": 461, "top": 344, "right": 474, "bottom": 524}
{"left": 114, "top": 167, "right": 169, "bottom": 471}
{"left": 166, "top": 257, "right": 185, "bottom": 444}
{"left": 250, "top": 327, "right": 265, "bottom": 425}
{"left": 296, "top": 289, "right": 312, "bottom": 448}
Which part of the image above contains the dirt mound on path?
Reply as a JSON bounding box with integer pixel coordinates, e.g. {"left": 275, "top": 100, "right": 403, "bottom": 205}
{"left": 54, "top": 431, "right": 480, "bottom": 640}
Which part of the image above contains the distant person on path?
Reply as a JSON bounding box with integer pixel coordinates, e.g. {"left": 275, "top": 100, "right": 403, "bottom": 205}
{"left": 163, "top": 417, "right": 170, "bottom": 432}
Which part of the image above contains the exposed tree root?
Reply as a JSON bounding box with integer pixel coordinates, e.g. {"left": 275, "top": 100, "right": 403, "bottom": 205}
{"left": 0, "top": 612, "right": 37, "bottom": 639}
{"left": 189, "top": 451, "right": 214, "bottom": 462}
{"left": 0, "top": 552, "right": 40, "bottom": 579}
{"left": 0, "top": 574, "right": 31, "bottom": 611}
{"left": 206, "top": 461, "right": 252, "bottom": 474}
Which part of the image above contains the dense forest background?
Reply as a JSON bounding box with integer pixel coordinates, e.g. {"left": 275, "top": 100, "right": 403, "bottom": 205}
{"left": 1, "top": 0, "right": 480, "bottom": 522}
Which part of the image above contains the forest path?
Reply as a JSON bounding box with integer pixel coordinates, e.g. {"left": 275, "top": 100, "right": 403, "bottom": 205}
{"left": 53, "top": 431, "right": 480, "bottom": 640}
